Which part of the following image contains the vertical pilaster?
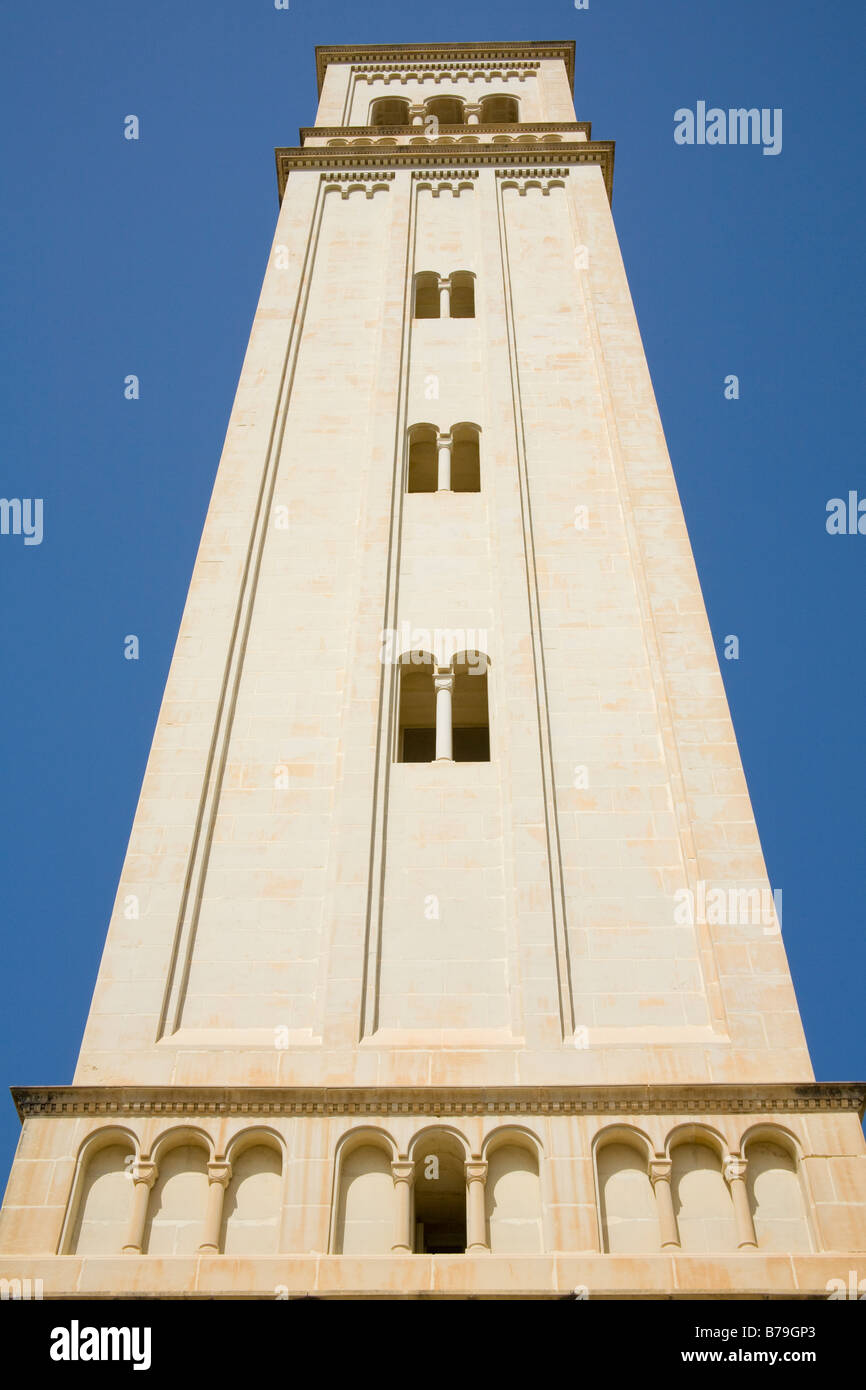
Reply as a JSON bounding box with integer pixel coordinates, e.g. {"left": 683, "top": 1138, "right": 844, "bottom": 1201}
{"left": 122, "top": 1162, "right": 157, "bottom": 1254}
{"left": 649, "top": 1159, "right": 680, "bottom": 1249}
{"left": 725, "top": 1158, "right": 758, "bottom": 1249}
{"left": 437, "top": 432, "right": 453, "bottom": 491}
{"left": 199, "top": 1162, "right": 232, "bottom": 1253}
{"left": 434, "top": 668, "right": 455, "bottom": 761}
{"left": 391, "top": 1161, "right": 415, "bottom": 1252}
{"left": 465, "top": 1160, "right": 490, "bottom": 1252}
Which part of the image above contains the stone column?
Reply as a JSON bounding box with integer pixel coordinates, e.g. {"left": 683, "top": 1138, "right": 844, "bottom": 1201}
{"left": 649, "top": 1158, "right": 680, "bottom": 1249}
{"left": 465, "top": 105, "right": 482, "bottom": 126}
{"left": 724, "top": 1158, "right": 758, "bottom": 1249}
{"left": 434, "top": 668, "right": 454, "bottom": 762}
{"left": 199, "top": 1161, "right": 232, "bottom": 1253}
{"left": 465, "top": 1160, "right": 490, "bottom": 1253}
{"left": 391, "top": 1161, "right": 415, "bottom": 1253}
{"left": 437, "top": 432, "right": 453, "bottom": 491}
{"left": 438, "top": 276, "right": 451, "bottom": 319}
{"left": 122, "top": 1160, "right": 157, "bottom": 1254}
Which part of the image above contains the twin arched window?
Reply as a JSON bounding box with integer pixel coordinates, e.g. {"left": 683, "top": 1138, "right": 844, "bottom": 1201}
{"left": 414, "top": 271, "right": 475, "bottom": 320}
{"left": 396, "top": 650, "right": 490, "bottom": 764}
{"left": 407, "top": 423, "right": 480, "bottom": 493}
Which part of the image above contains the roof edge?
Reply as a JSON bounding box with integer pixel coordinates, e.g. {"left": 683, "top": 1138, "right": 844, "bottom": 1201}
{"left": 315, "top": 40, "right": 576, "bottom": 94}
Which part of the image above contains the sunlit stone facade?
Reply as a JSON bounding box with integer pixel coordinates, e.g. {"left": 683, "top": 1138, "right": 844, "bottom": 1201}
{"left": 1, "top": 41, "right": 864, "bottom": 1299}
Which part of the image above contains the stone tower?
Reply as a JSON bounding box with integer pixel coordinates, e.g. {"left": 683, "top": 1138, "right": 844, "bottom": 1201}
{"left": 1, "top": 40, "right": 864, "bottom": 1300}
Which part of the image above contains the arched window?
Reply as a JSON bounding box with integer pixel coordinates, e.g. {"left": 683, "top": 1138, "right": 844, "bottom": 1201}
{"left": 451, "top": 650, "right": 490, "bottom": 762}
{"left": 425, "top": 96, "right": 465, "bottom": 126}
{"left": 68, "top": 1140, "right": 135, "bottom": 1255}
{"left": 671, "top": 1141, "right": 737, "bottom": 1251}
{"left": 597, "top": 1142, "right": 658, "bottom": 1253}
{"left": 485, "top": 1140, "right": 543, "bottom": 1253}
{"left": 413, "top": 272, "right": 440, "bottom": 319}
{"left": 406, "top": 423, "right": 480, "bottom": 494}
{"left": 413, "top": 1134, "right": 467, "bottom": 1253}
{"left": 143, "top": 1144, "right": 209, "bottom": 1255}
{"left": 221, "top": 1143, "right": 282, "bottom": 1256}
{"left": 480, "top": 95, "right": 519, "bottom": 124}
{"left": 450, "top": 423, "right": 481, "bottom": 491}
{"left": 406, "top": 423, "right": 438, "bottom": 492}
{"left": 449, "top": 271, "right": 476, "bottom": 319}
{"left": 396, "top": 651, "right": 490, "bottom": 763}
{"left": 745, "top": 1137, "right": 811, "bottom": 1252}
{"left": 397, "top": 651, "right": 436, "bottom": 763}
{"left": 335, "top": 1142, "right": 394, "bottom": 1254}
{"left": 370, "top": 97, "right": 410, "bottom": 128}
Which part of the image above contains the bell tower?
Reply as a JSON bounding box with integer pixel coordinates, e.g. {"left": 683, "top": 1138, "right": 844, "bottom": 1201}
{"left": 1, "top": 40, "right": 864, "bottom": 1298}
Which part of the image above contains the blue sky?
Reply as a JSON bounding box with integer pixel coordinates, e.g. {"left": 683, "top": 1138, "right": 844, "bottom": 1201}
{"left": 0, "top": 0, "right": 863, "bottom": 1188}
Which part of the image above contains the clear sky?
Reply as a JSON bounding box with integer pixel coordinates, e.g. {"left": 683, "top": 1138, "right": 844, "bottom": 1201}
{"left": 1, "top": 1, "right": 863, "bottom": 1188}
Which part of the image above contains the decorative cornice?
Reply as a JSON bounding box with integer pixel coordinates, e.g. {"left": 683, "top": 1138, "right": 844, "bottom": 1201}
{"left": 497, "top": 166, "right": 572, "bottom": 194}
{"left": 275, "top": 142, "right": 615, "bottom": 203}
{"left": 299, "top": 122, "right": 592, "bottom": 140}
{"left": 315, "top": 41, "right": 576, "bottom": 95}
{"left": 11, "top": 1083, "right": 866, "bottom": 1121}
{"left": 350, "top": 62, "right": 541, "bottom": 88}
{"left": 320, "top": 170, "right": 396, "bottom": 199}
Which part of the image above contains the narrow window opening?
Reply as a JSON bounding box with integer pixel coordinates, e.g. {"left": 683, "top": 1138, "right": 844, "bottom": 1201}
{"left": 451, "top": 653, "right": 490, "bottom": 762}
{"left": 413, "top": 272, "right": 440, "bottom": 319}
{"left": 413, "top": 1138, "right": 467, "bottom": 1253}
{"left": 449, "top": 271, "right": 476, "bottom": 319}
{"left": 397, "top": 654, "right": 436, "bottom": 762}
{"left": 406, "top": 425, "right": 438, "bottom": 493}
{"left": 450, "top": 424, "right": 481, "bottom": 492}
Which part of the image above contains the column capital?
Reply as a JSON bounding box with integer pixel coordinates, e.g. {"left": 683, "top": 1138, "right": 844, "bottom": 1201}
{"left": 391, "top": 1160, "right": 415, "bottom": 1186}
{"left": 724, "top": 1156, "right": 749, "bottom": 1185}
{"left": 465, "top": 1159, "right": 488, "bottom": 1185}
{"left": 433, "top": 667, "right": 454, "bottom": 693}
{"left": 207, "top": 1161, "right": 232, "bottom": 1189}
{"left": 437, "top": 431, "right": 453, "bottom": 449}
{"left": 437, "top": 274, "right": 451, "bottom": 290}
{"left": 649, "top": 1158, "right": 672, "bottom": 1186}
{"left": 130, "top": 1160, "right": 157, "bottom": 1189}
